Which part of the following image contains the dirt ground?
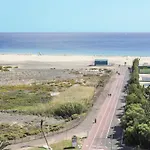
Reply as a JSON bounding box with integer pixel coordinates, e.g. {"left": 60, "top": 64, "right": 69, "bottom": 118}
{"left": 0, "top": 112, "right": 63, "bottom": 126}
{"left": 0, "top": 61, "right": 114, "bottom": 134}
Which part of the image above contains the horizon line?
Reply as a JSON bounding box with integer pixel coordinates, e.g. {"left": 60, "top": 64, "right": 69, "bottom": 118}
{"left": 0, "top": 32, "right": 150, "bottom": 34}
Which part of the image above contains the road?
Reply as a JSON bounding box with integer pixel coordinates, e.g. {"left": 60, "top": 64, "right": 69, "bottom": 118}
{"left": 82, "top": 66, "right": 128, "bottom": 150}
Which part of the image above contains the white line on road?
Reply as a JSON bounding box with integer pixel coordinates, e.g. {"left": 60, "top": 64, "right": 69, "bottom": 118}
{"left": 87, "top": 75, "right": 119, "bottom": 150}
{"left": 105, "top": 68, "right": 127, "bottom": 139}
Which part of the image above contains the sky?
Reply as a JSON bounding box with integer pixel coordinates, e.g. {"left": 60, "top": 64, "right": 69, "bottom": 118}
{"left": 0, "top": 0, "right": 150, "bottom": 32}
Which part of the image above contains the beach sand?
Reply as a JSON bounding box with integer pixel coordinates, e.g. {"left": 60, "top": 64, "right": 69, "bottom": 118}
{"left": 0, "top": 54, "right": 148, "bottom": 66}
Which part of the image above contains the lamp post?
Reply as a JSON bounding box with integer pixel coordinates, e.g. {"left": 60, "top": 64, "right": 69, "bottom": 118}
{"left": 40, "top": 119, "right": 51, "bottom": 150}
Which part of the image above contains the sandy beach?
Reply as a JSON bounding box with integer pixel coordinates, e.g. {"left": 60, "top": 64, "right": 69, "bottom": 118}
{"left": 0, "top": 54, "right": 148, "bottom": 86}
{"left": 0, "top": 54, "right": 149, "bottom": 65}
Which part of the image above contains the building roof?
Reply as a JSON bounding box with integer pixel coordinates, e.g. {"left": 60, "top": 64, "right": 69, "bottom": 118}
{"left": 95, "top": 59, "right": 108, "bottom": 61}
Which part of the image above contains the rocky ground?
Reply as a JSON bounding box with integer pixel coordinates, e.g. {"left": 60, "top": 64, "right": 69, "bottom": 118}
{"left": 0, "top": 112, "right": 63, "bottom": 126}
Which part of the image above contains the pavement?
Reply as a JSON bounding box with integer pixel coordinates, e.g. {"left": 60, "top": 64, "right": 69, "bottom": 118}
{"left": 6, "top": 66, "right": 128, "bottom": 150}
{"left": 82, "top": 66, "right": 129, "bottom": 150}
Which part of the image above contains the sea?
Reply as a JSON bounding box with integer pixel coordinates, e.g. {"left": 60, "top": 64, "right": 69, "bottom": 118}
{"left": 0, "top": 32, "right": 150, "bottom": 56}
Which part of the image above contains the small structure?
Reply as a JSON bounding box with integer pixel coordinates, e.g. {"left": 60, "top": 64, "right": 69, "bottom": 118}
{"left": 94, "top": 59, "right": 108, "bottom": 66}
{"left": 72, "top": 135, "right": 77, "bottom": 147}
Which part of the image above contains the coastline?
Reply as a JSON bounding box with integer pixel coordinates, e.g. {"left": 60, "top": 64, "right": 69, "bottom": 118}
{"left": 0, "top": 54, "right": 149, "bottom": 66}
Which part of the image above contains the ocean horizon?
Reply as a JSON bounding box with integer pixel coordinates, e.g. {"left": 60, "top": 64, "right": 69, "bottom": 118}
{"left": 0, "top": 32, "right": 150, "bottom": 56}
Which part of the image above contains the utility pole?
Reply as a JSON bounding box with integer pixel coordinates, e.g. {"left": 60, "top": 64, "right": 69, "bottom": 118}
{"left": 40, "top": 120, "right": 51, "bottom": 150}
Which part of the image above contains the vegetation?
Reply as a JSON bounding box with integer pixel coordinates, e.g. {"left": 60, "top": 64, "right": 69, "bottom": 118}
{"left": 14, "top": 66, "right": 18, "bottom": 68}
{"left": 17, "top": 85, "right": 94, "bottom": 118}
{"left": 0, "top": 81, "right": 95, "bottom": 117}
{"left": 0, "top": 141, "right": 10, "bottom": 150}
{"left": 0, "top": 71, "right": 110, "bottom": 141}
{"left": 0, "top": 66, "right": 13, "bottom": 72}
{"left": 0, "top": 123, "right": 64, "bottom": 141}
{"left": 0, "top": 79, "right": 77, "bottom": 111}
{"left": 30, "top": 138, "right": 82, "bottom": 150}
{"left": 30, "top": 148, "right": 46, "bottom": 150}
{"left": 121, "top": 58, "right": 150, "bottom": 149}
{"left": 0, "top": 73, "right": 110, "bottom": 117}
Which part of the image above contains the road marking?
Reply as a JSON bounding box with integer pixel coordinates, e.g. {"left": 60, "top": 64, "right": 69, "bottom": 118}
{"left": 105, "top": 76, "right": 124, "bottom": 138}
{"left": 82, "top": 67, "right": 128, "bottom": 150}
{"left": 87, "top": 74, "right": 120, "bottom": 150}
{"left": 98, "top": 77, "right": 122, "bottom": 138}
{"left": 105, "top": 68, "right": 127, "bottom": 139}
{"left": 98, "top": 68, "right": 124, "bottom": 139}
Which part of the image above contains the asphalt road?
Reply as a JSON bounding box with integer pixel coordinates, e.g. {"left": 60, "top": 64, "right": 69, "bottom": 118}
{"left": 82, "top": 66, "right": 128, "bottom": 150}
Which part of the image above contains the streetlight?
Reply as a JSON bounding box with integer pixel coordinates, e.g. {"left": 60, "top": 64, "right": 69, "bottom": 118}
{"left": 40, "top": 119, "right": 51, "bottom": 150}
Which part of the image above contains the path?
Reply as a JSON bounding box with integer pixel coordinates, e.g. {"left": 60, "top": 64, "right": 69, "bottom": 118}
{"left": 82, "top": 66, "right": 128, "bottom": 150}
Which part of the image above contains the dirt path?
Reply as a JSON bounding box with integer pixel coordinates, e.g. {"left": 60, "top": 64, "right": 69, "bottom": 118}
{"left": 6, "top": 69, "right": 117, "bottom": 150}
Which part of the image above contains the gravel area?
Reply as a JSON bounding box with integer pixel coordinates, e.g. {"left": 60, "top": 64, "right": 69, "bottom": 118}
{"left": 0, "top": 112, "right": 64, "bottom": 126}
{"left": 0, "top": 61, "right": 87, "bottom": 85}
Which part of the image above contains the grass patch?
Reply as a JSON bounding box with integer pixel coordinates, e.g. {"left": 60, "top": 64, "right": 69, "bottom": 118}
{"left": 0, "top": 73, "right": 109, "bottom": 117}
{"left": 0, "top": 123, "right": 64, "bottom": 141}
{"left": 30, "top": 148, "right": 46, "bottom": 150}
{"left": 49, "top": 85, "right": 94, "bottom": 118}
{"left": 51, "top": 139, "right": 78, "bottom": 150}
{"left": 30, "top": 138, "right": 82, "bottom": 150}
{"left": 14, "top": 66, "right": 18, "bottom": 68}
{"left": 82, "top": 74, "right": 109, "bottom": 87}
{"left": 18, "top": 85, "right": 94, "bottom": 117}
{"left": 0, "top": 80, "right": 75, "bottom": 111}
{"left": 0, "top": 83, "right": 94, "bottom": 117}
{"left": 0, "top": 90, "right": 52, "bottom": 110}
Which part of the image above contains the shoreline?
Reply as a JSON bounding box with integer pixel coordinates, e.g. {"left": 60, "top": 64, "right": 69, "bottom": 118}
{"left": 0, "top": 54, "right": 149, "bottom": 66}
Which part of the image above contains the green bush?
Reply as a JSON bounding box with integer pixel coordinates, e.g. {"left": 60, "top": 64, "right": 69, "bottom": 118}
{"left": 0, "top": 66, "right": 2, "bottom": 70}
{"left": 121, "top": 58, "right": 150, "bottom": 149}
{"left": 2, "top": 68, "right": 9, "bottom": 71}
{"left": 71, "top": 114, "right": 79, "bottom": 120}
{"left": 53, "top": 102, "right": 86, "bottom": 118}
{"left": 3, "top": 66, "right": 12, "bottom": 68}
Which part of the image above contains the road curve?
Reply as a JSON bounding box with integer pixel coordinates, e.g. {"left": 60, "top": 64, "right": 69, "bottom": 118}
{"left": 82, "top": 66, "right": 127, "bottom": 150}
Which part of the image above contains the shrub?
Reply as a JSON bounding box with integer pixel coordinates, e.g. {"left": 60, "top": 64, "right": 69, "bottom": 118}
{"left": 0, "top": 66, "right": 2, "bottom": 70}
{"left": 2, "top": 68, "right": 9, "bottom": 71}
{"left": 53, "top": 102, "right": 86, "bottom": 118}
{"left": 71, "top": 114, "right": 79, "bottom": 120}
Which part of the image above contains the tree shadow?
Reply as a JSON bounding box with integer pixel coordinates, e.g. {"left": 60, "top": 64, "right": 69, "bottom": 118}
{"left": 64, "top": 146, "right": 76, "bottom": 149}
{"left": 107, "top": 101, "right": 130, "bottom": 150}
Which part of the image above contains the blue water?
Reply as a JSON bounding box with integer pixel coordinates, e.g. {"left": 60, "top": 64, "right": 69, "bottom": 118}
{"left": 0, "top": 32, "right": 150, "bottom": 56}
